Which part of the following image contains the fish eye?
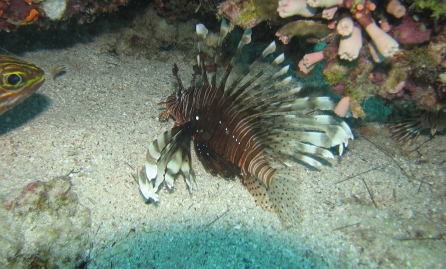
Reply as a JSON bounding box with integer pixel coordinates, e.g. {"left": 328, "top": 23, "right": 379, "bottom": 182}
{"left": 6, "top": 73, "right": 22, "bottom": 86}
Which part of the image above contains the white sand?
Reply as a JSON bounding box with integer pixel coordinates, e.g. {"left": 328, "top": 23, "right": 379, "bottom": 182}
{"left": 1, "top": 15, "right": 445, "bottom": 269}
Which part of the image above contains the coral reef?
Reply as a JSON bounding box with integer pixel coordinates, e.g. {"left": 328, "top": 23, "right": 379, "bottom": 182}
{"left": 0, "top": 176, "right": 91, "bottom": 268}
{"left": 216, "top": 0, "right": 446, "bottom": 122}
{"left": 279, "top": 0, "right": 445, "bottom": 119}
{"left": 153, "top": 0, "right": 200, "bottom": 23}
{"left": 112, "top": 9, "right": 197, "bottom": 61}
{"left": 0, "top": 0, "right": 129, "bottom": 32}
{"left": 389, "top": 15, "right": 432, "bottom": 45}
{"left": 218, "top": 0, "right": 278, "bottom": 28}
{"left": 407, "top": 0, "right": 446, "bottom": 20}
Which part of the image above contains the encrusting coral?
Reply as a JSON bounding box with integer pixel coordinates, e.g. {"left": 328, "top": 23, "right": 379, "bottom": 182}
{"left": 1, "top": 176, "right": 91, "bottom": 268}
{"left": 298, "top": 50, "right": 325, "bottom": 74}
{"left": 0, "top": 0, "right": 128, "bottom": 32}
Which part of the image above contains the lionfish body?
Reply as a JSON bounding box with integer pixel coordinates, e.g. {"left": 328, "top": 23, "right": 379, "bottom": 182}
{"left": 139, "top": 21, "right": 354, "bottom": 225}
{"left": 0, "top": 55, "right": 45, "bottom": 115}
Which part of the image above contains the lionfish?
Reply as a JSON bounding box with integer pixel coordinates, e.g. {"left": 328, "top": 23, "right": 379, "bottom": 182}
{"left": 389, "top": 110, "right": 446, "bottom": 145}
{"left": 138, "top": 20, "right": 354, "bottom": 226}
{"left": 0, "top": 54, "right": 45, "bottom": 115}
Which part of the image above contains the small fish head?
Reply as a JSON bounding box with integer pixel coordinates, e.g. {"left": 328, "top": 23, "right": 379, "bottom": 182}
{"left": 0, "top": 55, "right": 45, "bottom": 114}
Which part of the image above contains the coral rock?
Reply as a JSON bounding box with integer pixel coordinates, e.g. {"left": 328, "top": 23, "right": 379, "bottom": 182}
{"left": 389, "top": 16, "right": 432, "bottom": 45}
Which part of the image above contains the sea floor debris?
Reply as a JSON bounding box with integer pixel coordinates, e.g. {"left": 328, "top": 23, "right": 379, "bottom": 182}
{"left": 0, "top": 176, "right": 91, "bottom": 268}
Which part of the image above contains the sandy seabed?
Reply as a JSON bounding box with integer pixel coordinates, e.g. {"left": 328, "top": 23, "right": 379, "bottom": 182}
{"left": 1, "top": 14, "right": 445, "bottom": 269}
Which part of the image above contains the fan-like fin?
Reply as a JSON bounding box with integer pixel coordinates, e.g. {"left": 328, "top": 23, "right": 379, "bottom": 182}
{"left": 211, "top": 19, "right": 230, "bottom": 90}
{"left": 196, "top": 23, "right": 210, "bottom": 87}
{"left": 218, "top": 28, "right": 252, "bottom": 94}
{"left": 233, "top": 63, "right": 290, "bottom": 105}
{"left": 139, "top": 126, "right": 193, "bottom": 202}
{"left": 229, "top": 52, "right": 285, "bottom": 100}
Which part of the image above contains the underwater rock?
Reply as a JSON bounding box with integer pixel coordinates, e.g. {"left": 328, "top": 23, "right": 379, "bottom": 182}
{"left": 0, "top": 0, "right": 129, "bottom": 32}
{"left": 1, "top": 176, "right": 91, "bottom": 268}
{"left": 389, "top": 16, "right": 432, "bottom": 45}
{"left": 112, "top": 9, "right": 196, "bottom": 61}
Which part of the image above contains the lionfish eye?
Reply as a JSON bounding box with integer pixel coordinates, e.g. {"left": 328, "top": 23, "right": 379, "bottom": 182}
{"left": 7, "top": 73, "right": 22, "bottom": 86}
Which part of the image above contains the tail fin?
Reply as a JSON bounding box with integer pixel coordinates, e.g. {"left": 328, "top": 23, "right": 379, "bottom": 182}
{"left": 243, "top": 176, "right": 274, "bottom": 212}
{"left": 267, "top": 169, "right": 303, "bottom": 227}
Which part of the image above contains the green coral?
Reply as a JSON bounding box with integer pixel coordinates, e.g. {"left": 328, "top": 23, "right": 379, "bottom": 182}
{"left": 405, "top": 0, "right": 446, "bottom": 20}
{"left": 361, "top": 97, "right": 393, "bottom": 122}
{"left": 222, "top": 0, "right": 277, "bottom": 28}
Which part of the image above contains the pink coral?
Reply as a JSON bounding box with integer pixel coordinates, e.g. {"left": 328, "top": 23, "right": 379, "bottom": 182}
{"left": 367, "top": 42, "right": 383, "bottom": 63}
{"left": 334, "top": 96, "right": 350, "bottom": 117}
{"left": 322, "top": 6, "right": 338, "bottom": 20}
{"left": 338, "top": 26, "right": 362, "bottom": 61}
{"left": 365, "top": 22, "right": 399, "bottom": 57}
{"left": 277, "top": 0, "right": 316, "bottom": 18}
{"left": 298, "top": 51, "right": 325, "bottom": 74}
{"left": 386, "top": 0, "right": 406, "bottom": 19}
{"left": 336, "top": 17, "right": 354, "bottom": 36}
{"left": 379, "top": 18, "right": 391, "bottom": 32}
{"left": 307, "top": 0, "right": 343, "bottom": 8}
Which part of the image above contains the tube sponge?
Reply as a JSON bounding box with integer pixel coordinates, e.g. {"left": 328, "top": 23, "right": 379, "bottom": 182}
{"left": 277, "top": 0, "right": 316, "bottom": 18}
{"left": 42, "top": 0, "right": 67, "bottom": 20}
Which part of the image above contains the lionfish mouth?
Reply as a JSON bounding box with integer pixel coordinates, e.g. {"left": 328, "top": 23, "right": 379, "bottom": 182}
{"left": 389, "top": 110, "right": 446, "bottom": 145}
{"left": 138, "top": 20, "right": 354, "bottom": 226}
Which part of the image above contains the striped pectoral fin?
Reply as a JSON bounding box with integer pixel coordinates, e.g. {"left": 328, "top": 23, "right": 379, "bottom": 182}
{"left": 139, "top": 126, "right": 192, "bottom": 202}
{"left": 164, "top": 140, "right": 197, "bottom": 192}
{"left": 138, "top": 166, "right": 159, "bottom": 202}
{"left": 145, "top": 127, "right": 180, "bottom": 190}
{"left": 179, "top": 147, "right": 197, "bottom": 192}
{"left": 164, "top": 149, "right": 184, "bottom": 189}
